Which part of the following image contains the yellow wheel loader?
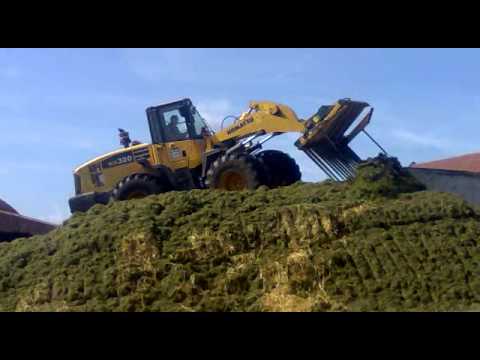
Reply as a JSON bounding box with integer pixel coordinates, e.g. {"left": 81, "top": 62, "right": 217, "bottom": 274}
{"left": 69, "top": 97, "right": 384, "bottom": 213}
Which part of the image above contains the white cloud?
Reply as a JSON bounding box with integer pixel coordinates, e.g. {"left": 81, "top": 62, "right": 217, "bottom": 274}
{"left": 39, "top": 93, "right": 148, "bottom": 110}
{"left": 1, "top": 130, "right": 97, "bottom": 151}
{"left": 391, "top": 129, "right": 455, "bottom": 150}
{"left": 388, "top": 127, "right": 480, "bottom": 163}
{"left": 196, "top": 99, "right": 236, "bottom": 131}
{"left": 41, "top": 203, "right": 70, "bottom": 225}
{"left": 0, "top": 114, "right": 99, "bottom": 151}
{"left": 0, "top": 161, "right": 71, "bottom": 176}
{"left": 122, "top": 48, "right": 199, "bottom": 82}
{"left": 298, "top": 160, "right": 328, "bottom": 182}
{"left": 274, "top": 63, "right": 306, "bottom": 81}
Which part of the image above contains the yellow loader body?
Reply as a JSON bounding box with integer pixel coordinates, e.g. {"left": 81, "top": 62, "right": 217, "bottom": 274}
{"left": 70, "top": 97, "right": 377, "bottom": 213}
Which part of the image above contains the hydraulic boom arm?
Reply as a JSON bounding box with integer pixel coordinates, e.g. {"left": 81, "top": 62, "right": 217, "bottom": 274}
{"left": 209, "top": 98, "right": 384, "bottom": 181}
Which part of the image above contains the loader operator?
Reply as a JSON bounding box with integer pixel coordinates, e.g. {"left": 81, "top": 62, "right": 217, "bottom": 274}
{"left": 165, "top": 114, "right": 187, "bottom": 141}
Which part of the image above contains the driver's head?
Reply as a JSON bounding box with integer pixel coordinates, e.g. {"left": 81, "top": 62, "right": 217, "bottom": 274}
{"left": 170, "top": 115, "right": 179, "bottom": 126}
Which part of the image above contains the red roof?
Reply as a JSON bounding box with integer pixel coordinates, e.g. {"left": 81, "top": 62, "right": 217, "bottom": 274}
{"left": 411, "top": 152, "right": 480, "bottom": 173}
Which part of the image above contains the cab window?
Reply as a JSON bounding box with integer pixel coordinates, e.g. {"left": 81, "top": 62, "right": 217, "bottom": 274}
{"left": 163, "top": 109, "right": 189, "bottom": 142}
{"left": 191, "top": 107, "right": 210, "bottom": 138}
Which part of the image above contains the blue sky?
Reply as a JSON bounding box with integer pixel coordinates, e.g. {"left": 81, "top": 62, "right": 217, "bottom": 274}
{"left": 1, "top": 48, "right": 480, "bottom": 223}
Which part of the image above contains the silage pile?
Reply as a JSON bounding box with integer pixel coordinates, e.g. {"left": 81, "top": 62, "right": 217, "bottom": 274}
{"left": 1, "top": 156, "right": 480, "bottom": 312}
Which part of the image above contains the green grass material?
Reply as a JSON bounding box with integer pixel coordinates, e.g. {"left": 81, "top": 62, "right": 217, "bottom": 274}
{"left": 1, "top": 157, "right": 479, "bottom": 312}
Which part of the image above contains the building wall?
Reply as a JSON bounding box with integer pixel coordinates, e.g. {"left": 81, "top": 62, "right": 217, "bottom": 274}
{"left": 407, "top": 167, "right": 480, "bottom": 206}
{"left": 0, "top": 210, "right": 56, "bottom": 239}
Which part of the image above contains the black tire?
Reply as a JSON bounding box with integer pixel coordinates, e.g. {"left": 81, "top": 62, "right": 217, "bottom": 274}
{"left": 255, "top": 150, "right": 301, "bottom": 188}
{"left": 205, "top": 153, "right": 263, "bottom": 191}
{"left": 111, "top": 173, "right": 166, "bottom": 201}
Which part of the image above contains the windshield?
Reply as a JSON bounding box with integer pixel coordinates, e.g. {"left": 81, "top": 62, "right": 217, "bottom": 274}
{"left": 191, "top": 107, "right": 213, "bottom": 137}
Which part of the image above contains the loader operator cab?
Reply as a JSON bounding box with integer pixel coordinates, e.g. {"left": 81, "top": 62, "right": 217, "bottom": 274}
{"left": 146, "top": 98, "right": 211, "bottom": 144}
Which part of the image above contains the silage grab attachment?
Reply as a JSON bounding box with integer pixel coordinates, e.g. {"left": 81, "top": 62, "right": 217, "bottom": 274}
{"left": 295, "top": 99, "right": 387, "bottom": 181}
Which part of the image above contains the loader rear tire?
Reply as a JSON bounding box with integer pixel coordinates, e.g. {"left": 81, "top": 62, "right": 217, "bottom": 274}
{"left": 112, "top": 173, "right": 166, "bottom": 201}
{"left": 205, "top": 153, "right": 263, "bottom": 191}
{"left": 255, "top": 150, "right": 301, "bottom": 188}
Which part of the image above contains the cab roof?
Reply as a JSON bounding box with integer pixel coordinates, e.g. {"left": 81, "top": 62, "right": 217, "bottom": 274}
{"left": 146, "top": 98, "right": 192, "bottom": 112}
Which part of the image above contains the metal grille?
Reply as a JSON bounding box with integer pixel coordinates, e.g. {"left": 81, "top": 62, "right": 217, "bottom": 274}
{"left": 304, "top": 141, "right": 361, "bottom": 181}
{"left": 133, "top": 148, "right": 150, "bottom": 161}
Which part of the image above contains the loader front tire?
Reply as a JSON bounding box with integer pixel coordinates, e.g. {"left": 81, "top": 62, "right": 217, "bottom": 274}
{"left": 255, "top": 150, "right": 301, "bottom": 188}
{"left": 205, "top": 153, "right": 263, "bottom": 191}
{"left": 112, "top": 173, "right": 166, "bottom": 201}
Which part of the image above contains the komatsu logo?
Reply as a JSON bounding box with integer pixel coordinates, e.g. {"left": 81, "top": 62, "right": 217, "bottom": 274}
{"left": 226, "top": 117, "right": 254, "bottom": 135}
